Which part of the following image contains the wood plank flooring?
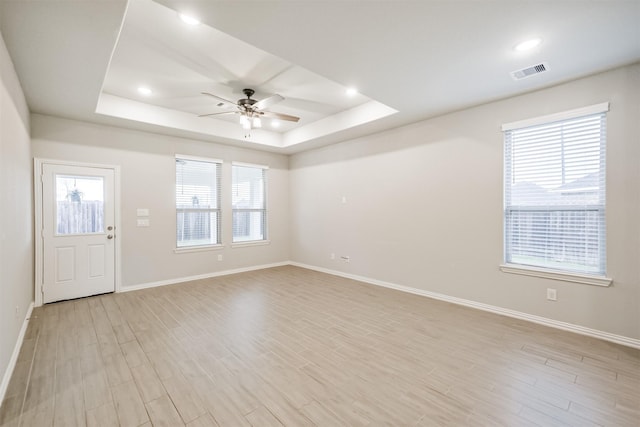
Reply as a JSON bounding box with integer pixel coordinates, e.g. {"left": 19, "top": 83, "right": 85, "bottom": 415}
{"left": 1, "top": 265, "right": 638, "bottom": 426}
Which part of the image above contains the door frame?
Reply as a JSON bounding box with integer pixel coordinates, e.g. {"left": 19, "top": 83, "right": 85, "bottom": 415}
{"left": 34, "top": 158, "right": 122, "bottom": 307}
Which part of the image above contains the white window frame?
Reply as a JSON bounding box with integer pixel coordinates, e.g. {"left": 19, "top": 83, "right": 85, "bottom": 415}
{"left": 231, "top": 162, "right": 269, "bottom": 246}
{"left": 174, "top": 154, "right": 223, "bottom": 252}
{"left": 500, "top": 103, "right": 612, "bottom": 287}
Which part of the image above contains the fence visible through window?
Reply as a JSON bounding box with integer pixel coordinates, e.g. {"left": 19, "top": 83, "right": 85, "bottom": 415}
{"left": 55, "top": 175, "right": 105, "bottom": 235}
{"left": 506, "top": 208, "right": 602, "bottom": 273}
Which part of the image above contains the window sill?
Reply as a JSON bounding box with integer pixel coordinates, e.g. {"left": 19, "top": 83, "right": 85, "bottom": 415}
{"left": 499, "top": 264, "right": 612, "bottom": 287}
{"left": 231, "top": 240, "right": 270, "bottom": 248}
{"left": 174, "top": 244, "right": 224, "bottom": 254}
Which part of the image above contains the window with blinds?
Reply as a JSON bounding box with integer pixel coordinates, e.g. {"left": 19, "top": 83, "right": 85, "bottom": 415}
{"left": 232, "top": 163, "right": 267, "bottom": 243}
{"left": 503, "top": 104, "right": 608, "bottom": 276}
{"left": 176, "top": 156, "right": 221, "bottom": 248}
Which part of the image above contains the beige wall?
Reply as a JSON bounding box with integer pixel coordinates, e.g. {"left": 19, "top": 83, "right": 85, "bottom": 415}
{"left": 6, "top": 54, "right": 639, "bottom": 375}
{"left": 290, "top": 64, "right": 640, "bottom": 340}
{"left": 31, "top": 115, "right": 290, "bottom": 288}
{"left": 0, "top": 33, "right": 32, "bottom": 389}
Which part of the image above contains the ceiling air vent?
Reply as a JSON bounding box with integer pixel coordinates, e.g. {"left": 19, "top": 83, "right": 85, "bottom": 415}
{"left": 511, "top": 62, "right": 549, "bottom": 80}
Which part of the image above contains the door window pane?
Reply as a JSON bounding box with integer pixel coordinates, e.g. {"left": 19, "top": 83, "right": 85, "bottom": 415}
{"left": 56, "top": 175, "right": 105, "bottom": 235}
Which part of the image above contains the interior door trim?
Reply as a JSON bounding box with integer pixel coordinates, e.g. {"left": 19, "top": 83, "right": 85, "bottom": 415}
{"left": 34, "top": 158, "right": 121, "bottom": 307}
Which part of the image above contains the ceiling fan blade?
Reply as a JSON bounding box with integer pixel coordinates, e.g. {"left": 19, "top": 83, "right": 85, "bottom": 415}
{"left": 198, "top": 111, "right": 238, "bottom": 117}
{"left": 254, "top": 94, "right": 284, "bottom": 110}
{"left": 201, "top": 92, "right": 236, "bottom": 106}
{"left": 259, "top": 110, "right": 300, "bottom": 122}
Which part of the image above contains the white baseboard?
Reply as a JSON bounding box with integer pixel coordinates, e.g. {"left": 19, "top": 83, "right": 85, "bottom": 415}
{"left": 121, "top": 261, "right": 290, "bottom": 293}
{"left": 0, "top": 302, "right": 34, "bottom": 405}
{"left": 290, "top": 262, "right": 640, "bottom": 350}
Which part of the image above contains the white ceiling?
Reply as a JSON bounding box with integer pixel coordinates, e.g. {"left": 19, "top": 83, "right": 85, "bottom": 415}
{"left": 1, "top": 0, "right": 639, "bottom": 154}
{"left": 97, "top": 0, "right": 396, "bottom": 151}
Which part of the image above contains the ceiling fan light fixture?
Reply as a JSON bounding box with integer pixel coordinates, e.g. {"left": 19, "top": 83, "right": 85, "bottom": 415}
{"left": 240, "top": 115, "right": 251, "bottom": 130}
{"left": 199, "top": 88, "right": 300, "bottom": 135}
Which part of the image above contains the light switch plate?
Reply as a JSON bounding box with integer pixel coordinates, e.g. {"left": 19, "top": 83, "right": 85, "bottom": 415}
{"left": 137, "top": 208, "right": 149, "bottom": 217}
{"left": 137, "top": 218, "right": 150, "bottom": 227}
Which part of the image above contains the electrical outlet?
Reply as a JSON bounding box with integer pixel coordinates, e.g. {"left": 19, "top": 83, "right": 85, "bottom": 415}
{"left": 547, "top": 288, "right": 557, "bottom": 301}
{"left": 217, "top": 254, "right": 223, "bottom": 261}
{"left": 341, "top": 255, "right": 350, "bottom": 263}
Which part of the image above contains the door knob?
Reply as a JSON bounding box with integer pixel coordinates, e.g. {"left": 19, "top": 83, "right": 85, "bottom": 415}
{"left": 107, "top": 234, "right": 114, "bottom": 239}
{"left": 107, "top": 226, "right": 114, "bottom": 231}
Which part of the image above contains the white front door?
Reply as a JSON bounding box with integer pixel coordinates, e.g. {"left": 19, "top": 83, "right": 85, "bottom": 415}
{"left": 41, "top": 163, "right": 116, "bottom": 303}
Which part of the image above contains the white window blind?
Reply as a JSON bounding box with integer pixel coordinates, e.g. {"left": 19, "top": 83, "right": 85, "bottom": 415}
{"left": 176, "top": 156, "right": 221, "bottom": 247}
{"left": 503, "top": 107, "right": 607, "bottom": 276}
{"left": 232, "top": 164, "right": 267, "bottom": 242}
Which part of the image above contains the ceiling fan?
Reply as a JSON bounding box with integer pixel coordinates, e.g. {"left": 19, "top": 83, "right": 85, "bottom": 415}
{"left": 199, "top": 88, "right": 300, "bottom": 135}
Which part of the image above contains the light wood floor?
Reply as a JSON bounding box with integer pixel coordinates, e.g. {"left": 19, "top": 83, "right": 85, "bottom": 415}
{"left": 1, "top": 266, "right": 638, "bottom": 426}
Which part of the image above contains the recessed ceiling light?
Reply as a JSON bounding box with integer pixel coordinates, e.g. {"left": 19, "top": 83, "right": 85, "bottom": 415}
{"left": 271, "top": 120, "right": 280, "bottom": 128}
{"left": 345, "top": 87, "right": 358, "bottom": 97}
{"left": 514, "top": 38, "right": 542, "bottom": 52}
{"left": 137, "top": 86, "right": 152, "bottom": 96}
{"left": 179, "top": 13, "right": 200, "bottom": 26}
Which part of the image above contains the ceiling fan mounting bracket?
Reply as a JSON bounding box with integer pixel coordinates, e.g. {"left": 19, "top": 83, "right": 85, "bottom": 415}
{"left": 239, "top": 88, "right": 257, "bottom": 108}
